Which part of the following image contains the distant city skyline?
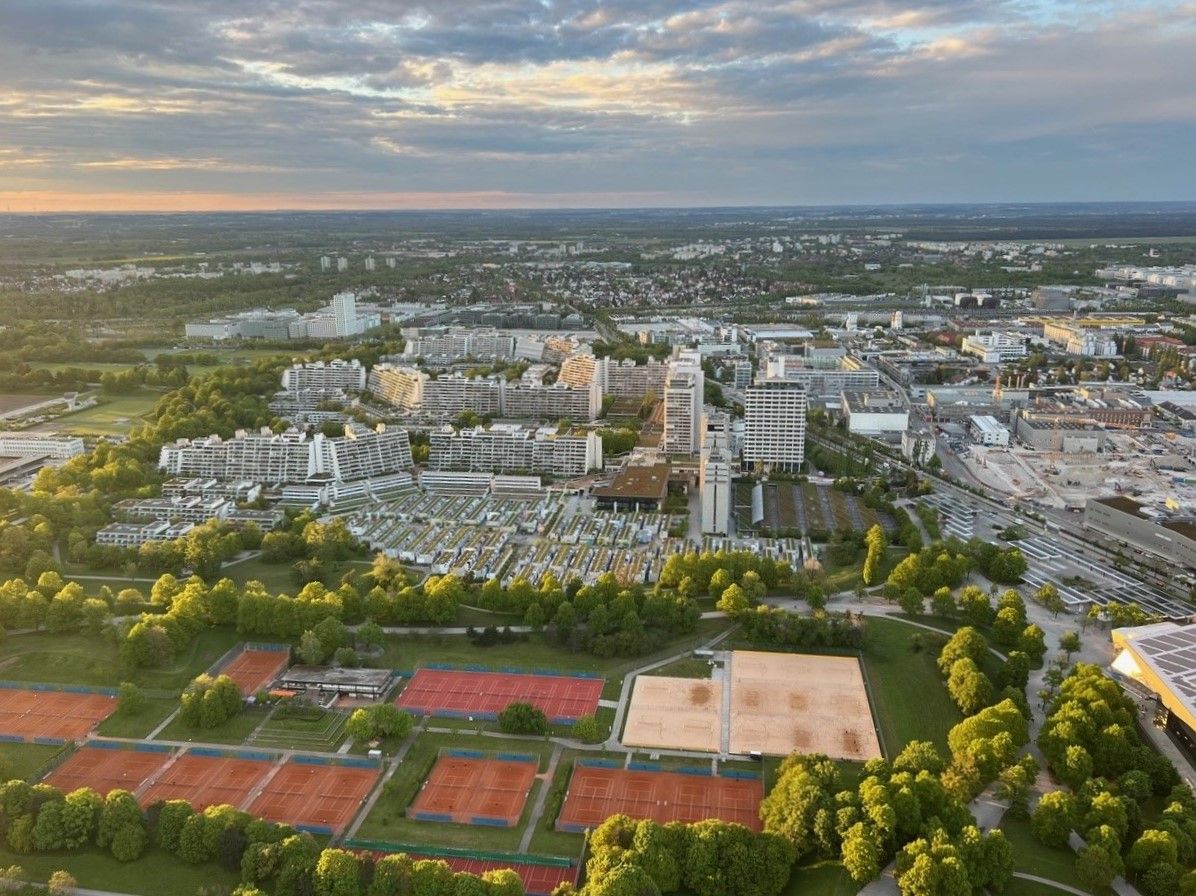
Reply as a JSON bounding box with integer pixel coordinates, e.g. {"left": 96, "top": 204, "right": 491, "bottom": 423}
{"left": 0, "top": 0, "right": 1193, "bottom": 212}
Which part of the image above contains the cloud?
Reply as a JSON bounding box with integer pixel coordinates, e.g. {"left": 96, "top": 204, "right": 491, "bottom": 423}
{"left": 0, "top": 0, "right": 1191, "bottom": 207}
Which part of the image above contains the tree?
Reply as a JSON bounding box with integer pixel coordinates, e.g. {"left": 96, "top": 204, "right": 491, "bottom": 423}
{"left": 355, "top": 620, "right": 384, "bottom": 652}
{"left": 97, "top": 790, "right": 142, "bottom": 849}
{"left": 498, "top": 701, "right": 549, "bottom": 735}
{"left": 841, "top": 822, "right": 883, "bottom": 884}
{"left": 47, "top": 870, "right": 77, "bottom": 896}
{"left": 313, "top": 848, "right": 362, "bottom": 896}
{"left": 298, "top": 630, "right": 325, "bottom": 666}
{"left": 1075, "top": 845, "right": 1117, "bottom": 891}
{"left": 154, "top": 800, "right": 194, "bottom": 852}
{"left": 863, "top": 525, "right": 887, "bottom": 586}
{"left": 1031, "top": 792, "right": 1077, "bottom": 848}
{"left": 1059, "top": 631, "right": 1081, "bottom": 659}
{"left": 1018, "top": 624, "right": 1047, "bottom": 664}
{"left": 117, "top": 682, "right": 147, "bottom": 716}
{"left": 1000, "top": 651, "right": 1031, "bottom": 691}
{"left": 899, "top": 588, "right": 924, "bottom": 617}
{"left": 937, "top": 627, "right": 988, "bottom": 676}
{"left": 1128, "top": 829, "right": 1179, "bottom": 875}
{"left": 571, "top": 715, "right": 601, "bottom": 743}
{"left": 716, "top": 584, "right": 750, "bottom": 617}
{"left": 110, "top": 823, "right": 147, "bottom": 862}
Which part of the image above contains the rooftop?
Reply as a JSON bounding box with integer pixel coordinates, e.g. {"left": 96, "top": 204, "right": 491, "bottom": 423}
{"left": 592, "top": 463, "right": 670, "bottom": 502}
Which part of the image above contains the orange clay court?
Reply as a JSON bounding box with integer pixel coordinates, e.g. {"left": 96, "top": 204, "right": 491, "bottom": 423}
{"left": 556, "top": 765, "right": 762, "bottom": 832}
{"left": 0, "top": 689, "right": 115, "bottom": 742}
{"left": 408, "top": 755, "right": 538, "bottom": 826}
{"left": 45, "top": 746, "right": 170, "bottom": 796}
{"left": 622, "top": 675, "right": 722, "bottom": 752}
{"left": 248, "top": 761, "right": 379, "bottom": 834}
{"left": 728, "top": 650, "right": 881, "bottom": 760}
{"left": 220, "top": 649, "right": 290, "bottom": 696}
{"left": 139, "top": 753, "right": 273, "bottom": 811}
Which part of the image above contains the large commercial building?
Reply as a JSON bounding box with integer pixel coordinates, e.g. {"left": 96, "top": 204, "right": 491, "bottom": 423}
{"left": 185, "top": 293, "right": 377, "bottom": 341}
{"left": 662, "top": 354, "right": 704, "bottom": 455}
{"left": 960, "top": 332, "right": 1028, "bottom": 364}
{"left": 0, "top": 433, "right": 85, "bottom": 460}
{"left": 762, "top": 354, "right": 879, "bottom": 399}
{"left": 1012, "top": 414, "right": 1107, "bottom": 452}
{"left": 1042, "top": 321, "right": 1118, "bottom": 357}
{"left": 1111, "top": 623, "right": 1196, "bottom": 754}
{"left": 743, "top": 379, "right": 807, "bottom": 473}
{"left": 281, "top": 359, "right": 367, "bottom": 392}
{"left": 1086, "top": 496, "right": 1196, "bottom": 570}
{"left": 158, "top": 424, "right": 413, "bottom": 485}
{"left": 428, "top": 423, "right": 602, "bottom": 476}
{"left": 841, "top": 391, "right": 909, "bottom": 435}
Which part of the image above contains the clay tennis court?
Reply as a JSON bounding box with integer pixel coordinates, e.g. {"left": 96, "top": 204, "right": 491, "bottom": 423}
{"left": 396, "top": 669, "right": 603, "bottom": 722}
{"left": 728, "top": 650, "right": 881, "bottom": 760}
{"left": 45, "top": 745, "right": 170, "bottom": 796}
{"left": 139, "top": 752, "right": 273, "bottom": 811}
{"left": 249, "top": 761, "right": 379, "bottom": 834}
{"left": 622, "top": 675, "right": 722, "bottom": 752}
{"left": 556, "top": 765, "right": 762, "bottom": 831}
{"left": 408, "top": 755, "right": 537, "bottom": 826}
{"left": 220, "top": 649, "right": 290, "bottom": 696}
{"left": 0, "top": 688, "right": 116, "bottom": 742}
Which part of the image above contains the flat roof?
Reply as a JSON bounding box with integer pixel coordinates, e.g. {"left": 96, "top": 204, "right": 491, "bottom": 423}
{"left": 592, "top": 463, "right": 670, "bottom": 502}
{"left": 1113, "top": 622, "right": 1196, "bottom": 732}
{"left": 278, "top": 666, "right": 393, "bottom": 687}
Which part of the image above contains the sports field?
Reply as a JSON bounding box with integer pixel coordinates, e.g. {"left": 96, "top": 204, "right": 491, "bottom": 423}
{"left": 397, "top": 669, "right": 603, "bottom": 723}
{"left": 556, "top": 764, "right": 762, "bottom": 831}
{"left": 0, "top": 688, "right": 116, "bottom": 742}
{"left": 218, "top": 647, "right": 290, "bottom": 696}
{"left": 45, "top": 745, "right": 171, "bottom": 796}
{"left": 139, "top": 751, "right": 273, "bottom": 811}
{"left": 409, "top": 754, "right": 538, "bottom": 827}
{"left": 728, "top": 650, "right": 881, "bottom": 760}
{"left": 622, "top": 675, "right": 722, "bottom": 752}
{"left": 248, "top": 760, "right": 379, "bottom": 835}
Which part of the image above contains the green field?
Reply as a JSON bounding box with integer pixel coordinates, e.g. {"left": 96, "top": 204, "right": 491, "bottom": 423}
{"left": 355, "top": 730, "right": 561, "bottom": 853}
{"left": 95, "top": 697, "right": 178, "bottom": 739}
{"left": 999, "top": 813, "right": 1096, "bottom": 894}
{"left": 0, "top": 742, "right": 69, "bottom": 782}
{"left": 782, "top": 861, "right": 857, "bottom": 896}
{"left": 41, "top": 391, "right": 162, "bottom": 436}
{"left": 154, "top": 706, "right": 269, "bottom": 745}
{"left": 251, "top": 708, "right": 348, "bottom": 751}
{"left": 0, "top": 627, "right": 242, "bottom": 692}
{"left": 0, "top": 844, "right": 239, "bottom": 896}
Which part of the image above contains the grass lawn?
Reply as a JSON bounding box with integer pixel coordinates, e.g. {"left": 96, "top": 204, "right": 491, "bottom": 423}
{"left": 0, "top": 625, "right": 239, "bottom": 692}
{"left": 999, "top": 813, "right": 1096, "bottom": 894}
{"left": 0, "top": 743, "right": 69, "bottom": 782}
{"left": 252, "top": 708, "right": 348, "bottom": 751}
{"left": 379, "top": 618, "right": 733, "bottom": 680}
{"left": 0, "top": 844, "right": 239, "bottom": 896}
{"left": 782, "top": 861, "right": 857, "bottom": 896}
{"left": 643, "top": 656, "right": 715, "bottom": 679}
{"left": 154, "top": 706, "right": 268, "bottom": 746}
{"left": 1005, "top": 877, "right": 1089, "bottom": 896}
{"left": 356, "top": 730, "right": 559, "bottom": 853}
{"left": 42, "top": 391, "right": 162, "bottom": 436}
{"left": 95, "top": 697, "right": 177, "bottom": 739}
{"left": 860, "top": 617, "right": 963, "bottom": 754}
{"left": 822, "top": 546, "right": 908, "bottom": 593}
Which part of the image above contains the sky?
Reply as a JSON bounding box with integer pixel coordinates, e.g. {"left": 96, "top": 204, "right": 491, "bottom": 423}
{"left": 0, "top": 0, "right": 1193, "bottom": 212}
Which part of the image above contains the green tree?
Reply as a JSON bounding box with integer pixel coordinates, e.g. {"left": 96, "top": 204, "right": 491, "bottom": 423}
{"left": 1128, "top": 829, "right": 1179, "bottom": 875}
{"left": 841, "top": 822, "right": 883, "bottom": 884}
{"left": 498, "top": 702, "right": 548, "bottom": 735}
{"left": 1059, "top": 631, "right": 1081, "bottom": 659}
{"left": 298, "top": 630, "right": 325, "bottom": 666}
{"left": 571, "top": 715, "right": 601, "bottom": 743}
{"left": 716, "top": 584, "right": 750, "bottom": 617}
{"left": 116, "top": 682, "right": 147, "bottom": 716}
{"left": 110, "top": 823, "right": 147, "bottom": 862}
{"left": 862, "top": 525, "right": 887, "bottom": 586}
{"left": 1075, "top": 845, "right": 1117, "bottom": 891}
{"left": 313, "top": 848, "right": 362, "bottom": 896}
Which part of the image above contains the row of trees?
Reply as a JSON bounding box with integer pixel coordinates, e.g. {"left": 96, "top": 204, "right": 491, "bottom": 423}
{"left": 575, "top": 813, "right": 795, "bottom": 896}
{"left": 739, "top": 608, "right": 866, "bottom": 651}
{"left": 1032, "top": 663, "right": 1189, "bottom": 895}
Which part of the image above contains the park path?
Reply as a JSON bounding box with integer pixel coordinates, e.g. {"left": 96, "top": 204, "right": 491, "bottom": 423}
{"left": 519, "top": 741, "right": 563, "bottom": 853}
{"left": 343, "top": 719, "right": 425, "bottom": 841}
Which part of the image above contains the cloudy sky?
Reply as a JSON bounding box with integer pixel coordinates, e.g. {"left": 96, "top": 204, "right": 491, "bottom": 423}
{"left": 0, "top": 0, "right": 1192, "bottom": 211}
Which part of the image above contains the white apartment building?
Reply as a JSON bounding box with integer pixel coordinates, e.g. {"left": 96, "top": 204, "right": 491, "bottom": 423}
{"left": 158, "top": 424, "right": 412, "bottom": 485}
{"left": 0, "top": 433, "right": 84, "bottom": 460}
{"left": 367, "top": 364, "right": 428, "bottom": 411}
{"left": 281, "top": 359, "right": 367, "bottom": 392}
{"left": 404, "top": 328, "right": 517, "bottom": 362}
{"left": 559, "top": 355, "right": 669, "bottom": 399}
{"left": 960, "top": 332, "right": 1028, "bottom": 364}
{"left": 743, "top": 380, "right": 807, "bottom": 473}
{"left": 423, "top": 375, "right": 504, "bottom": 417}
{"left": 700, "top": 415, "right": 732, "bottom": 536}
{"left": 428, "top": 423, "right": 602, "bottom": 476}
{"left": 663, "top": 353, "right": 704, "bottom": 455}
{"left": 502, "top": 381, "right": 600, "bottom": 421}
{"left": 95, "top": 520, "right": 194, "bottom": 548}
